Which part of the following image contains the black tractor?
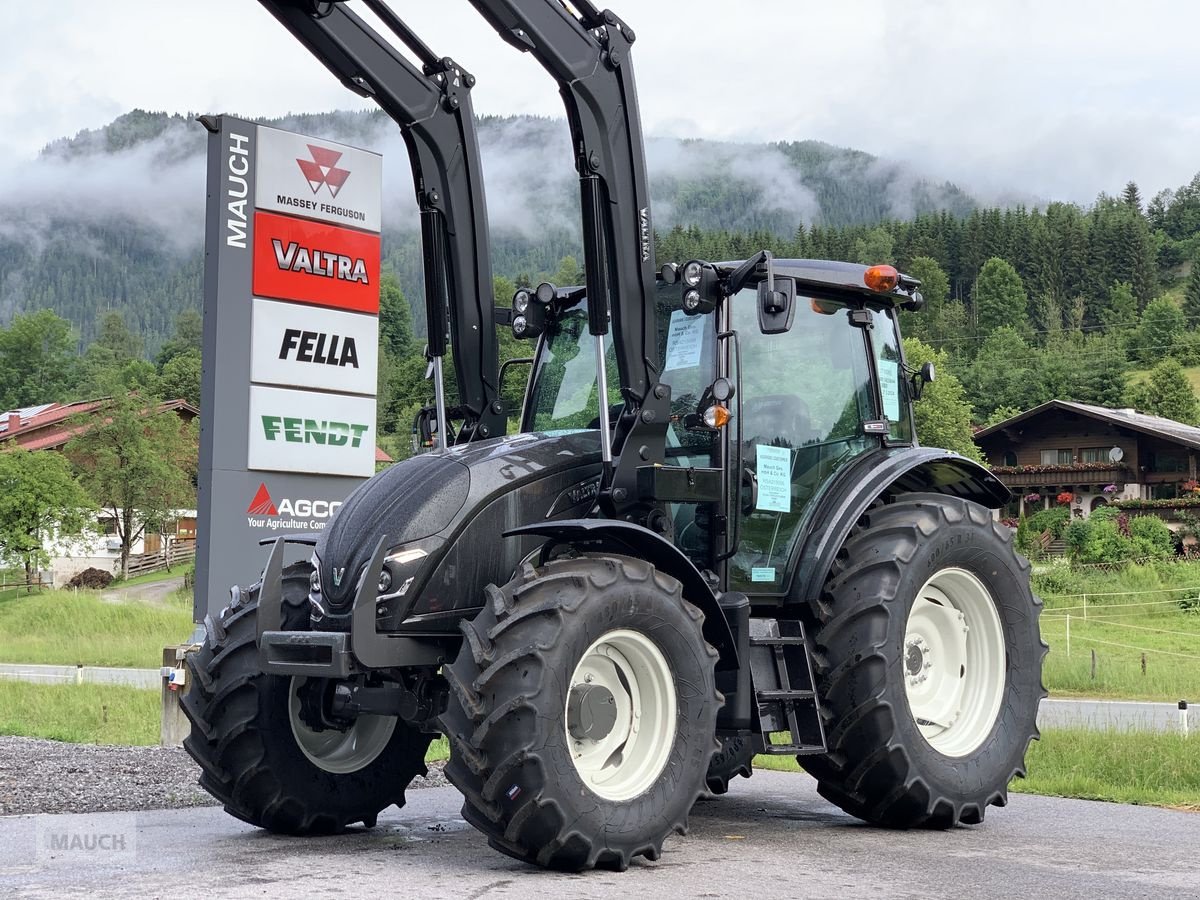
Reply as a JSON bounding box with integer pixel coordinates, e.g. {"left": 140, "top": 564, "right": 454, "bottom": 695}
{"left": 183, "top": 0, "right": 1046, "bottom": 872}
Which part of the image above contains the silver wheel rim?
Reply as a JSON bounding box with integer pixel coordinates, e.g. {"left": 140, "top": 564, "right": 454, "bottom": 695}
{"left": 566, "top": 629, "right": 677, "bottom": 801}
{"left": 288, "top": 676, "right": 396, "bottom": 775}
{"left": 903, "top": 567, "right": 1006, "bottom": 758}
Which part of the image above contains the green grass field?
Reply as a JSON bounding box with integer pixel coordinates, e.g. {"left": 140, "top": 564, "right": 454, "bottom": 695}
{"left": 753, "top": 728, "right": 1200, "bottom": 810}
{"left": 0, "top": 680, "right": 162, "bottom": 744}
{"left": 1033, "top": 561, "right": 1200, "bottom": 702}
{"left": 0, "top": 590, "right": 194, "bottom": 668}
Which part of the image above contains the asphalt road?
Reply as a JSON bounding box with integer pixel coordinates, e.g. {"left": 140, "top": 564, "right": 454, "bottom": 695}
{"left": 1039, "top": 697, "right": 1191, "bottom": 733}
{"left": 2, "top": 770, "right": 1197, "bottom": 899}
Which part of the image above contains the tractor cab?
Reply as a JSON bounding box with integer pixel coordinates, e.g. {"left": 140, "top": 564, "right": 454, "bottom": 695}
{"left": 511, "top": 258, "right": 932, "bottom": 595}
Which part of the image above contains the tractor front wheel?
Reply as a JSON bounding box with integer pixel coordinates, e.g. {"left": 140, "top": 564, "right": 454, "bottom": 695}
{"left": 440, "top": 555, "right": 721, "bottom": 870}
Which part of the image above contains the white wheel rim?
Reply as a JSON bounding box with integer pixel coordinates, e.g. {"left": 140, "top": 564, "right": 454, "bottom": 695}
{"left": 903, "top": 568, "right": 1006, "bottom": 758}
{"left": 288, "top": 676, "right": 396, "bottom": 775}
{"left": 566, "top": 629, "right": 677, "bottom": 802}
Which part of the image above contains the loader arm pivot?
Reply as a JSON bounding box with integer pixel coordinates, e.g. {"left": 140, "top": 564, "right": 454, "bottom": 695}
{"left": 468, "top": 0, "right": 667, "bottom": 512}
{"left": 258, "top": 0, "right": 506, "bottom": 442}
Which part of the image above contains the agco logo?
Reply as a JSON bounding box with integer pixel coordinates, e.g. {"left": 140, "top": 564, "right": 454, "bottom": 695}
{"left": 297, "top": 144, "right": 350, "bottom": 197}
{"left": 247, "top": 483, "right": 342, "bottom": 522}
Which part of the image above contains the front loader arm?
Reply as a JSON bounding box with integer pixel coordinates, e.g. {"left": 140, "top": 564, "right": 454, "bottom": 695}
{"left": 258, "top": 0, "right": 506, "bottom": 442}
{"left": 468, "top": 0, "right": 667, "bottom": 514}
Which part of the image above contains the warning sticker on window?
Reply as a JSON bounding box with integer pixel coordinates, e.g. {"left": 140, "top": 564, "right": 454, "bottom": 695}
{"left": 751, "top": 567, "right": 776, "bottom": 583}
{"left": 755, "top": 444, "right": 792, "bottom": 513}
{"left": 879, "top": 361, "right": 901, "bottom": 422}
{"left": 663, "top": 310, "right": 705, "bottom": 371}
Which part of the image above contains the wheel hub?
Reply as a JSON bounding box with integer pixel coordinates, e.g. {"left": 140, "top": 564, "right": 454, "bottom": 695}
{"left": 288, "top": 676, "right": 397, "bottom": 774}
{"left": 903, "top": 568, "right": 1005, "bottom": 758}
{"left": 565, "top": 629, "right": 677, "bottom": 802}
{"left": 567, "top": 683, "right": 618, "bottom": 741}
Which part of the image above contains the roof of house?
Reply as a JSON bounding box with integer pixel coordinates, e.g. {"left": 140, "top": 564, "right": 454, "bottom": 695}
{"left": 0, "top": 398, "right": 199, "bottom": 452}
{"left": 975, "top": 400, "right": 1200, "bottom": 451}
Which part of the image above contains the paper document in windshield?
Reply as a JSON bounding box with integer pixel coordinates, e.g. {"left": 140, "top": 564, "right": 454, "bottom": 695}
{"left": 663, "top": 310, "right": 705, "bottom": 371}
{"left": 755, "top": 444, "right": 792, "bottom": 513}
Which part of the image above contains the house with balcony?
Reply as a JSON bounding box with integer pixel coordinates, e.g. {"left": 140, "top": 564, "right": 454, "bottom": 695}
{"left": 974, "top": 400, "right": 1200, "bottom": 521}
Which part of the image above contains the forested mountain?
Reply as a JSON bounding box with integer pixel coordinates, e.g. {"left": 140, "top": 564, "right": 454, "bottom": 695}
{"left": 5, "top": 108, "right": 1200, "bottom": 463}
{"left": 0, "top": 108, "right": 976, "bottom": 353}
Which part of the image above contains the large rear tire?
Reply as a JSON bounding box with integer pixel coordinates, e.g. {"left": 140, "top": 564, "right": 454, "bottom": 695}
{"left": 801, "top": 494, "right": 1047, "bottom": 827}
{"left": 439, "top": 555, "right": 721, "bottom": 871}
{"left": 181, "top": 564, "right": 432, "bottom": 834}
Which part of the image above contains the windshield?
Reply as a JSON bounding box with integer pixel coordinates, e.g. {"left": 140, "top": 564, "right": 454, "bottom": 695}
{"left": 525, "top": 284, "right": 716, "bottom": 437}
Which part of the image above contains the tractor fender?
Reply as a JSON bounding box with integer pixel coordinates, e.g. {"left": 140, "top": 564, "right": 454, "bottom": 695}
{"left": 788, "top": 447, "right": 1010, "bottom": 607}
{"left": 505, "top": 519, "right": 738, "bottom": 669}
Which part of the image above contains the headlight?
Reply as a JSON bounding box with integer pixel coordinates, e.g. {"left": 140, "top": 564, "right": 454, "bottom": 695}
{"left": 378, "top": 567, "right": 392, "bottom": 594}
{"left": 512, "top": 315, "right": 528, "bottom": 336}
{"left": 682, "top": 260, "right": 702, "bottom": 287}
{"left": 683, "top": 289, "right": 701, "bottom": 312}
{"left": 513, "top": 290, "right": 530, "bottom": 314}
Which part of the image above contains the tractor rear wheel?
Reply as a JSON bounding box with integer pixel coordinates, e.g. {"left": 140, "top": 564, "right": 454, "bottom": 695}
{"left": 440, "top": 555, "right": 721, "bottom": 871}
{"left": 801, "top": 493, "right": 1046, "bottom": 827}
{"left": 181, "top": 563, "right": 432, "bottom": 834}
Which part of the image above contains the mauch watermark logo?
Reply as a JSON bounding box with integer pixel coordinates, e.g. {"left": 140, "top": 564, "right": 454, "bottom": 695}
{"left": 35, "top": 813, "right": 137, "bottom": 868}
{"left": 297, "top": 144, "right": 350, "bottom": 197}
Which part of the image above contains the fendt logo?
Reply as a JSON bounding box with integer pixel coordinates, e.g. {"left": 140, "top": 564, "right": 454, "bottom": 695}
{"left": 246, "top": 482, "right": 343, "bottom": 531}
{"left": 297, "top": 144, "right": 350, "bottom": 198}
{"left": 261, "top": 415, "right": 370, "bottom": 448}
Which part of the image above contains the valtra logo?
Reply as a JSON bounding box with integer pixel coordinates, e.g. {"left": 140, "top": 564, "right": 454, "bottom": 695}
{"left": 297, "top": 145, "right": 350, "bottom": 198}
{"left": 252, "top": 211, "right": 381, "bottom": 313}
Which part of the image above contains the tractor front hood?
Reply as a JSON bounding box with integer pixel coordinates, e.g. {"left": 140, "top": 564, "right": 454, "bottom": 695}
{"left": 310, "top": 430, "right": 603, "bottom": 629}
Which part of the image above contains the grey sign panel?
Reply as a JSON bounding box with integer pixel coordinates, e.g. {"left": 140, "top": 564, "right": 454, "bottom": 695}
{"left": 195, "top": 116, "right": 380, "bottom": 621}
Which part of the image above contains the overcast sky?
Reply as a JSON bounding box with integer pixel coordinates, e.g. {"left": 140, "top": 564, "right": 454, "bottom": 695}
{"left": 2, "top": 0, "right": 1197, "bottom": 205}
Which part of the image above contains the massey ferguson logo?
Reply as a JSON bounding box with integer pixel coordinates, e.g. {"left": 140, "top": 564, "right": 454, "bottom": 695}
{"left": 246, "top": 482, "right": 343, "bottom": 530}
{"left": 297, "top": 144, "right": 350, "bottom": 198}
{"left": 272, "top": 239, "right": 370, "bottom": 284}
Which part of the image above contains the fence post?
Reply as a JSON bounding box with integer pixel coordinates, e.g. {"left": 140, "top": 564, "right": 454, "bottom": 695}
{"left": 1090, "top": 649, "right": 1097, "bottom": 680}
{"left": 1141, "top": 653, "right": 1147, "bottom": 676}
{"left": 1181, "top": 700, "right": 1189, "bottom": 738}
{"left": 1082, "top": 594, "right": 1087, "bottom": 620}
{"left": 1065, "top": 614, "right": 1070, "bottom": 658}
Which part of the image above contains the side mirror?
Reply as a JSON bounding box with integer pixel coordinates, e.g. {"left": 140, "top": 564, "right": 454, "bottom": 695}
{"left": 911, "top": 361, "right": 935, "bottom": 400}
{"left": 757, "top": 276, "right": 797, "bottom": 335}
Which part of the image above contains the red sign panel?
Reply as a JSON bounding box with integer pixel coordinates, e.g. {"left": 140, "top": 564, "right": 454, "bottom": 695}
{"left": 251, "top": 210, "right": 380, "bottom": 313}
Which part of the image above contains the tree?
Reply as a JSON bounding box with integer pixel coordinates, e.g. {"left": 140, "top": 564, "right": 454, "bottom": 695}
{"left": 1122, "top": 181, "right": 1143, "bottom": 214}
{"left": 155, "top": 309, "right": 203, "bottom": 369}
{"left": 1133, "top": 297, "right": 1185, "bottom": 365}
{"left": 94, "top": 311, "right": 143, "bottom": 361}
{"left": 901, "top": 338, "right": 982, "bottom": 461}
{"left": 378, "top": 273, "right": 415, "bottom": 358}
{"left": 159, "top": 350, "right": 202, "bottom": 407}
{"left": 65, "top": 390, "right": 198, "bottom": 578}
{"left": 972, "top": 257, "right": 1028, "bottom": 336}
{"left": 985, "top": 405, "right": 1023, "bottom": 427}
{"left": 853, "top": 227, "right": 895, "bottom": 266}
{"left": 0, "top": 310, "right": 78, "bottom": 409}
{"left": 0, "top": 451, "right": 95, "bottom": 586}
{"left": 1126, "top": 358, "right": 1200, "bottom": 425}
{"left": 1184, "top": 259, "right": 1200, "bottom": 329}
{"left": 1096, "top": 281, "right": 1137, "bottom": 333}
{"left": 967, "top": 326, "right": 1034, "bottom": 421}
{"left": 899, "top": 256, "right": 949, "bottom": 342}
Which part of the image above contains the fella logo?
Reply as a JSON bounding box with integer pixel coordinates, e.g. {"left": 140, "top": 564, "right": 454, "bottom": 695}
{"left": 279, "top": 329, "right": 360, "bottom": 368}
{"left": 297, "top": 144, "right": 350, "bottom": 197}
{"left": 252, "top": 211, "right": 380, "bottom": 313}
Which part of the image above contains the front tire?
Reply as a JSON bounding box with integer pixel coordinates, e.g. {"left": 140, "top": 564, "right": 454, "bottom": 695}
{"left": 181, "top": 564, "right": 433, "bottom": 834}
{"left": 439, "top": 555, "right": 721, "bottom": 871}
{"left": 802, "top": 494, "right": 1047, "bottom": 827}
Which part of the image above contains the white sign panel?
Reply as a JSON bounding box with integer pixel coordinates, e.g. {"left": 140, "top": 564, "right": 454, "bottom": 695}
{"left": 248, "top": 384, "right": 377, "bottom": 478}
{"left": 755, "top": 444, "right": 792, "bottom": 513}
{"left": 255, "top": 125, "right": 382, "bottom": 233}
{"left": 250, "top": 298, "right": 379, "bottom": 396}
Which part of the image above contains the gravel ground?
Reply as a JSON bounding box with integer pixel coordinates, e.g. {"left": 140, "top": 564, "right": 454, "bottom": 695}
{"left": 0, "top": 736, "right": 449, "bottom": 817}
